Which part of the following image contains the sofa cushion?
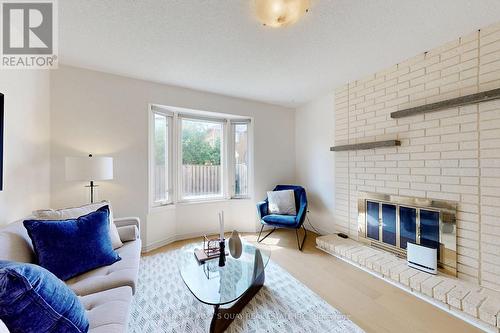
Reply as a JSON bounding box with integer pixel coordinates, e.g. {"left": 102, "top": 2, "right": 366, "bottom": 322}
{"left": 67, "top": 239, "right": 141, "bottom": 296}
{"left": 0, "top": 221, "right": 35, "bottom": 264}
{"left": 80, "top": 286, "right": 132, "bottom": 333}
{"left": 0, "top": 261, "right": 89, "bottom": 333}
{"left": 24, "top": 206, "right": 121, "bottom": 281}
{"left": 33, "top": 201, "right": 123, "bottom": 249}
{"left": 262, "top": 214, "right": 297, "bottom": 226}
{"left": 117, "top": 225, "right": 139, "bottom": 243}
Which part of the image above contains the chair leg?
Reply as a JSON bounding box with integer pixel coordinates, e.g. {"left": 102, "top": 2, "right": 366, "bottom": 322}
{"left": 257, "top": 225, "right": 264, "bottom": 242}
{"left": 257, "top": 226, "right": 276, "bottom": 243}
{"left": 296, "top": 226, "right": 307, "bottom": 251}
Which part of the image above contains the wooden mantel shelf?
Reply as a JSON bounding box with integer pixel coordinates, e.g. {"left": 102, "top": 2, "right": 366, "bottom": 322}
{"left": 330, "top": 140, "right": 401, "bottom": 152}
{"left": 391, "top": 88, "right": 500, "bottom": 119}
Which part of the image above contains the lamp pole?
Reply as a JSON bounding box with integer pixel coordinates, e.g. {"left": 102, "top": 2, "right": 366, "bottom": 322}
{"left": 85, "top": 154, "right": 98, "bottom": 203}
{"left": 87, "top": 180, "right": 97, "bottom": 203}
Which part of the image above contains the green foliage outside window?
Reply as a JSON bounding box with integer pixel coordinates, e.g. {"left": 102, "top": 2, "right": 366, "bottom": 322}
{"left": 182, "top": 121, "right": 221, "bottom": 165}
{"left": 154, "top": 118, "right": 221, "bottom": 166}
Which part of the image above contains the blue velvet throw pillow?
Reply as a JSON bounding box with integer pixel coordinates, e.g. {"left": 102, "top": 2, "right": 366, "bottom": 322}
{"left": 0, "top": 261, "right": 89, "bottom": 333}
{"left": 24, "top": 205, "right": 121, "bottom": 281}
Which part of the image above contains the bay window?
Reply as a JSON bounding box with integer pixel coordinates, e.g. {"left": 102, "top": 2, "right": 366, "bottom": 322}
{"left": 150, "top": 105, "right": 252, "bottom": 207}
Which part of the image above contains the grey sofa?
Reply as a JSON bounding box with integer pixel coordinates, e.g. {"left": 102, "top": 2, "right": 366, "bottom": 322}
{"left": 0, "top": 216, "right": 141, "bottom": 333}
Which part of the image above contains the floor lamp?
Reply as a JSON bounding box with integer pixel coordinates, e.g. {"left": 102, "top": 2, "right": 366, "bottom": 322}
{"left": 65, "top": 154, "right": 114, "bottom": 203}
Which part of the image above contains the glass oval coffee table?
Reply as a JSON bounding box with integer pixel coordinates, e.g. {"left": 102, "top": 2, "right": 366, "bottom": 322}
{"left": 177, "top": 240, "right": 271, "bottom": 333}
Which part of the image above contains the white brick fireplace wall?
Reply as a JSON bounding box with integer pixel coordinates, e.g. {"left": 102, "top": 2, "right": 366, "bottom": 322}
{"left": 334, "top": 21, "right": 500, "bottom": 291}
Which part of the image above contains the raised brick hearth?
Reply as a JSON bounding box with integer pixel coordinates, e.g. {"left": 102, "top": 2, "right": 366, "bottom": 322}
{"left": 317, "top": 235, "right": 500, "bottom": 332}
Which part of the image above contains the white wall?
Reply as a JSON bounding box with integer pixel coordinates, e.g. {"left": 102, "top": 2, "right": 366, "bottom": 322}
{"left": 50, "top": 65, "right": 295, "bottom": 250}
{"left": 295, "top": 92, "right": 336, "bottom": 235}
{"left": 0, "top": 71, "right": 51, "bottom": 225}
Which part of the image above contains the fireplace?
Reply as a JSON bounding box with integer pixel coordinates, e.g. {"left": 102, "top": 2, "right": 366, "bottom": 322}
{"left": 357, "top": 192, "right": 458, "bottom": 276}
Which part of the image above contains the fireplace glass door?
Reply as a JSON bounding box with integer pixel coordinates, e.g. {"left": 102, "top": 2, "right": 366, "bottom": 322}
{"left": 366, "top": 201, "right": 397, "bottom": 246}
{"left": 366, "top": 201, "right": 380, "bottom": 241}
{"left": 365, "top": 201, "right": 441, "bottom": 254}
{"left": 382, "top": 204, "right": 396, "bottom": 246}
{"left": 399, "top": 206, "right": 416, "bottom": 249}
{"left": 420, "top": 209, "right": 440, "bottom": 253}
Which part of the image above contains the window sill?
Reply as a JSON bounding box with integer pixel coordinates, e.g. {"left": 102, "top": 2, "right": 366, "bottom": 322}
{"left": 149, "top": 197, "right": 252, "bottom": 211}
{"left": 150, "top": 203, "right": 176, "bottom": 213}
{"left": 177, "top": 197, "right": 230, "bottom": 205}
{"left": 178, "top": 196, "right": 253, "bottom": 204}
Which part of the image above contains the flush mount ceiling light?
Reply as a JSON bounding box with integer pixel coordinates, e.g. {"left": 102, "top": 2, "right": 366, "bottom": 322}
{"left": 255, "top": 0, "right": 310, "bottom": 28}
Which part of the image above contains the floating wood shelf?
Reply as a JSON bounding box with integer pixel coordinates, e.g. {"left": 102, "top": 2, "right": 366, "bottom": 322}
{"left": 391, "top": 88, "right": 500, "bottom": 119}
{"left": 330, "top": 140, "right": 401, "bottom": 152}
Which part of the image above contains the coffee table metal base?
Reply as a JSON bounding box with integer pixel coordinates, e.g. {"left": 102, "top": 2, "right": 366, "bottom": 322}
{"left": 209, "top": 270, "right": 265, "bottom": 333}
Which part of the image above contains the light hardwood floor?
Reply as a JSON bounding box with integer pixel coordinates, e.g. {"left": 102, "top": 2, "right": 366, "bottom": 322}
{"left": 145, "top": 230, "right": 481, "bottom": 333}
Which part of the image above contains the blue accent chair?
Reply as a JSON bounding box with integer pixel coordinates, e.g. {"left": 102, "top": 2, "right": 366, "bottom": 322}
{"left": 257, "top": 185, "right": 308, "bottom": 250}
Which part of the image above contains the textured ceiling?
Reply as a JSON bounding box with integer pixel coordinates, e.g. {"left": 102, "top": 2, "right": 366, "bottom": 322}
{"left": 59, "top": 0, "right": 500, "bottom": 107}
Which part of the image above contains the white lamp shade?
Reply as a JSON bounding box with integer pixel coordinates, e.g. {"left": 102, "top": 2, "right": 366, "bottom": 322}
{"left": 65, "top": 156, "right": 113, "bottom": 181}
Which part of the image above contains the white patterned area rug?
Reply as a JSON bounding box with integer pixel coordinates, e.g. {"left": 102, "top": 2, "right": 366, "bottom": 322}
{"left": 129, "top": 250, "right": 364, "bottom": 333}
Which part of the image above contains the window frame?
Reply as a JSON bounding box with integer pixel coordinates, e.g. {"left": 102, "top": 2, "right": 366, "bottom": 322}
{"left": 148, "top": 104, "right": 252, "bottom": 209}
{"left": 229, "top": 120, "right": 251, "bottom": 199}
{"left": 149, "top": 107, "right": 174, "bottom": 207}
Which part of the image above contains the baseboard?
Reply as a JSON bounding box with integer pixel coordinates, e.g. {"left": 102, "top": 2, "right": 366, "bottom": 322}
{"left": 142, "top": 236, "right": 178, "bottom": 253}
{"left": 142, "top": 228, "right": 256, "bottom": 253}
{"left": 304, "top": 224, "right": 335, "bottom": 236}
